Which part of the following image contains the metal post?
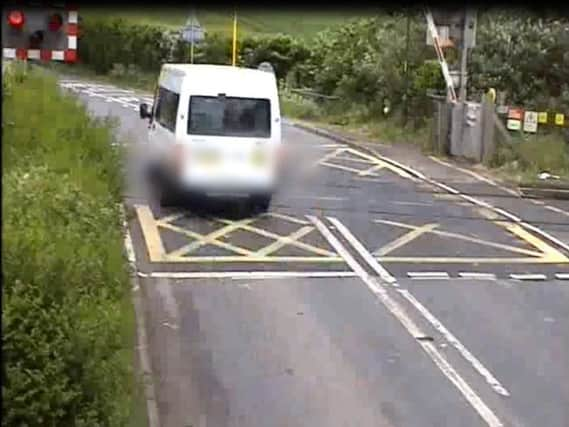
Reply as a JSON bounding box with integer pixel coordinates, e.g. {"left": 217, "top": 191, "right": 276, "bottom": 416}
{"left": 232, "top": 9, "right": 238, "bottom": 66}
{"left": 190, "top": 25, "right": 194, "bottom": 63}
{"left": 403, "top": 11, "right": 411, "bottom": 126}
{"left": 459, "top": 9, "right": 469, "bottom": 101}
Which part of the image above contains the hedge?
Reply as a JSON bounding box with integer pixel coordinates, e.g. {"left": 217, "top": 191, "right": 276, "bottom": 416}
{"left": 78, "top": 17, "right": 311, "bottom": 80}
{"left": 2, "top": 63, "right": 136, "bottom": 426}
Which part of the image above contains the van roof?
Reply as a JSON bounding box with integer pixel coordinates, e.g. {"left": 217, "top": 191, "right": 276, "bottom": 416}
{"left": 160, "top": 64, "right": 277, "bottom": 97}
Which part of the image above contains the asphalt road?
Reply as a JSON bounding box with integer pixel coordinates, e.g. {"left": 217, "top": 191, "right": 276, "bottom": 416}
{"left": 60, "top": 78, "right": 569, "bottom": 427}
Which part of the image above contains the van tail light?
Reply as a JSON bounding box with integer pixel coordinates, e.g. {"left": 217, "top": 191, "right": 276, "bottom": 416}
{"left": 173, "top": 144, "right": 189, "bottom": 174}
{"left": 8, "top": 10, "right": 25, "bottom": 29}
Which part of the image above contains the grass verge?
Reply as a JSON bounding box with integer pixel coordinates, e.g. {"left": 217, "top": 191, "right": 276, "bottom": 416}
{"left": 2, "top": 62, "right": 146, "bottom": 426}
{"left": 280, "top": 88, "right": 433, "bottom": 151}
{"left": 490, "top": 131, "right": 569, "bottom": 185}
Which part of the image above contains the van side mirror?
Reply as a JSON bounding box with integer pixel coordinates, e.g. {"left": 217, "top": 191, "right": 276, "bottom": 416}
{"left": 139, "top": 103, "right": 151, "bottom": 119}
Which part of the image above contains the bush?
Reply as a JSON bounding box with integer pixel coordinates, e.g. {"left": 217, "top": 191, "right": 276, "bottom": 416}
{"left": 2, "top": 65, "right": 135, "bottom": 426}
{"left": 469, "top": 11, "right": 569, "bottom": 110}
{"left": 78, "top": 17, "right": 312, "bottom": 80}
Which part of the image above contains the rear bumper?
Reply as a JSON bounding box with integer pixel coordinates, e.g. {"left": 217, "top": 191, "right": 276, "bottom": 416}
{"left": 173, "top": 178, "right": 275, "bottom": 199}
{"left": 177, "top": 171, "right": 276, "bottom": 196}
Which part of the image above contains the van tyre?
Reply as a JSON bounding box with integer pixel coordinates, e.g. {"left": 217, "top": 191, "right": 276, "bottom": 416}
{"left": 159, "top": 187, "right": 177, "bottom": 207}
{"left": 251, "top": 195, "right": 272, "bottom": 212}
{"left": 157, "top": 179, "right": 179, "bottom": 207}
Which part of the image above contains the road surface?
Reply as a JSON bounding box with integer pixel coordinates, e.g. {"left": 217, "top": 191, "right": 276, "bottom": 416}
{"left": 60, "top": 78, "right": 569, "bottom": 427}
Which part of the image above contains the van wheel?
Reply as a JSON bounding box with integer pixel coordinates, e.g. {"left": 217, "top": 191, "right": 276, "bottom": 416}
{"left": 157, "top": 180, "right": 179, "bottom": 207}
{"left": 251, "top": 195, "right": 272, "bottom": 212}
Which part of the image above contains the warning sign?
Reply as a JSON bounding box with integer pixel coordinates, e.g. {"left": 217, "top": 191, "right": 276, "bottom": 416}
{"left": 523, "top": 111, "right": 538, "bottom": 133}
{"left": 538, "top": 112, "right": 548, "bottom": 124}
{"left": 507, "top": 119, "right": 521, "bottom": 131}
{"left": 508, "top": 108, "right": 523, "bottom": 120}
{"left": 555, "top": 113, "right": 565, "bottom": 126}
{"left": 496, "top": 105, "right": 509, "bottom": 115}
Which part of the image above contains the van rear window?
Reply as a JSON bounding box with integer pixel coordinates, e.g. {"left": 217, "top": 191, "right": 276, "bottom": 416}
{"left": 188, "top": 96, "right": 271, "bottom": 138}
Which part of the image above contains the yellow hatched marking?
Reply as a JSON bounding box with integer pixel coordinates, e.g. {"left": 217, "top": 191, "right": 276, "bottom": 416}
{"left": 375, "top": 223, "right": 439, "bottom": 256}
{"left": 216, "top": 218, "right": 336, "bottom": 257}
{"left": 314, "top": 147, "right": 348, "bottom": 167}
{"left": 159, "top": 222, "right": 254, "bottom": 256}
{"left": 344, "top": 148, "right": 414, "bottom": 179}
{"left": 320, "top": 161, "right": 368, "bottom": 175}
{"left": 434, "top": 193, "right": 463, "bottom": 201}
{"left": 155, "top": 255, "right": 344, "bottom": 263}
{"left": 267, "top": 212, "right": 310, "bottom": 225}
{"left": 358, "top": 164, "right": 387, "bottom": 176}
{"left": 255, "top": 225, "right": 315, "bottom": 257}
{"left": 477, "top": 207, "right": 569, "bottom": 262}
{"left": 158, "top": 212, "right": 187, "bottom": 225}
{"left": 333, "top": 155, "right": 377, "bottom": 164}
{"left": 164, "top": 218, "right": 258, "bottom": 257}
{"left": 499, "top": 221, "right": 568, "bottom": 263}
{"left": 375, "top": 219, "right": 544, "bottom": 257}
{"left": 135, "top": 206, "right": 342, "bottom": 262}
{"left": 135, "top": 205, "right": 167, "bottom": 262}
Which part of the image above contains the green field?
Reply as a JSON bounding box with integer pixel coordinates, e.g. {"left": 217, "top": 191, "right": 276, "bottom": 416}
{"left": 82, "top": 7, "right": 376, "bottom": 38}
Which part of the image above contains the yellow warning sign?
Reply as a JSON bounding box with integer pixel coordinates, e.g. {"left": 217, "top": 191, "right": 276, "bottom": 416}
{"left": 555, "top": 113, "right": 565, "bottom": 126}
{"left": 538, "top": 112, "right": 548, "bottom": 124}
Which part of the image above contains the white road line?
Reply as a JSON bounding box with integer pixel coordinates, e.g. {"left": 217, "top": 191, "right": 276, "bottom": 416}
{"left": 308, "top": 215, "right": 504, "bottom": 427}
{"left": 408, "top": 272, "right": 450, "bottom": 279}
{"left": 359, "top": 145, "right": 569, "bottom": 256}
{"left": 520, "top": 221, "right": 569, "bottom": 254}
{"left": 428, "top": 156, "right": 520, "bottom": 197}
{"left": 120, "top": 206, "right": 160, "bottom": 427}
{"left": 509, "top": 273, "right": 547, "bottom": 281}
{"left": 391, "top": 201, "right": 434, "bottom": 207}
{"left": 555, "top": 273, "right": 569, "bottom": 280}
{"left": 545, "top": 205, "right": 569, "bottom": 218}
{"left": 459, "top": 272, "right": 497, "bottom": 280}
{"left": 397, "top": 289, "right": 510, "bottom": 397}
{"left": 327, "top": 216, "right": 396, "bottom": 284}
{"left": 290, "top": 195, "right": 347, "bottom": 201}
{"left": 328, "top": 216, "right": 510, "bottom": 397}
{"left": 149, "top": 271, "right": 357, "bottom": 280}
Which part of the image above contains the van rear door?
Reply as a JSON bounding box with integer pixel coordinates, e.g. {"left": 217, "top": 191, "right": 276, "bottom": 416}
{"left": 185, "top": 95, "right": 277, "bottom": 185}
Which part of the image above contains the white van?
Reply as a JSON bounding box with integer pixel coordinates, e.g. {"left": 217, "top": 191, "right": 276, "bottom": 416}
{"left": 139, "top": 64, "right": 282, "bottom": 211}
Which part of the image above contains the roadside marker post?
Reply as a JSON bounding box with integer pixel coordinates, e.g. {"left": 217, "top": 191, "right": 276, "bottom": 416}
{"left": 232, "top": 9, "right": 238, "bottom": 66}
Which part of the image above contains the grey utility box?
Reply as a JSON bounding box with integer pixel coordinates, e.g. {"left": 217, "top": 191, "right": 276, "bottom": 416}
{"left": 450, "top": 101, "right": 484, "bottom": 162}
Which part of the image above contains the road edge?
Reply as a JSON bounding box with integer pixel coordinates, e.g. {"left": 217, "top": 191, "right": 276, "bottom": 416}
{"left": 121, "top": 205, "right": 161, "bottom": 427}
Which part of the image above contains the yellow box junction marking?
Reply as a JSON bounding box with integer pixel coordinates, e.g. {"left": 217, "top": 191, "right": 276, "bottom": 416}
{"left": 476, "top": 207, "right": 568, "bottom": 263}
{"left": 372, "top": 217, "right": 568, "bottom": 264}
{"left": 134, "top": 205, "right": 343, "bottom": 263}
{"left": 316, "top": 147, "right": 415, "bottom": 180}
{"left": 376, "top": 223, "right": 439, "bottom": 256}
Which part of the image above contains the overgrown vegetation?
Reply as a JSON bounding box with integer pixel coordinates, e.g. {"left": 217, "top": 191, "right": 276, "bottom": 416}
{"left": 2, "top": 63, "right": 141, "bottom": 426}
{"left": 490, "top": 131, "right": 569, "bottom": 182}
{"left": 75, "top": 9, "right": 568, "bottom": 178}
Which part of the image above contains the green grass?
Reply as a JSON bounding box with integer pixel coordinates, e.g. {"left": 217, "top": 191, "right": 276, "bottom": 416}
{"left": 81, "top": 7, "right": 374, "bottom": 38}
{"left": 491, "top": 131, "right": 569, "bottom": 184}
{"left": 2, "top": 62, "right": 146, "bottom": 426}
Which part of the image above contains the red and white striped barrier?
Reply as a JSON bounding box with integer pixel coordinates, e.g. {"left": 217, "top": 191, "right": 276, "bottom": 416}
{"left": 424, "top": 9, "right": 457, "bottom": 103}
{"left": 2, "top": 5, "right": 78, "bottom": 62}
